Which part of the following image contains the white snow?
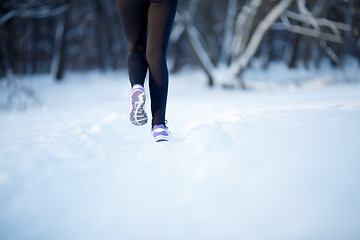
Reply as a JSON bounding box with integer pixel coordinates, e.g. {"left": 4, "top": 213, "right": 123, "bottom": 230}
{"left": 1, "top": 66, "right": 360, "bottom": 240}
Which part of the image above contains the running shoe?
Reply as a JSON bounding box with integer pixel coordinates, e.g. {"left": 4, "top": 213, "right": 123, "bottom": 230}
{"left": 152, "top": 124, "right": 170, "bottom": 142}
{"left": 129, "top": 84, "right": 148, "bottom": 126}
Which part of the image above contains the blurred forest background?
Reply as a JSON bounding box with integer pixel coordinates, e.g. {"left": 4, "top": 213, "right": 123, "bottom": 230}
{"left": 0, "top": 0, "right": 359, "bottom": 87}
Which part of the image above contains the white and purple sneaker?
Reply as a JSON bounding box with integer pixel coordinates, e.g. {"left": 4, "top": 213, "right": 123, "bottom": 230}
{"left": 129, "top": 84, "right": 148, "bottom": 126}
{"left": 152, "top": 124, "right": 170, "bottom": 142}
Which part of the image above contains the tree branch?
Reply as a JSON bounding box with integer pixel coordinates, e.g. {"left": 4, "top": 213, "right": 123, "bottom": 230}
{"left": 0, "top": 4, "right": 70, "bottom": 26}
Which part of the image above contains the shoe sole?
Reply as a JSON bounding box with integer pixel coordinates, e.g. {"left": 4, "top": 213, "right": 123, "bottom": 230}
{"left": 130, "top": 90, "right": 148, "bottom": 126}
{"left": 154, "top": 135, "right": 170, "bottom": 142}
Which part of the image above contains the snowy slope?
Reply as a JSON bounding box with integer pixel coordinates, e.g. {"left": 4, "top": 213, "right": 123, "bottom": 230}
{"left": 1, "top": 68, "right": 360, "bottom": 240}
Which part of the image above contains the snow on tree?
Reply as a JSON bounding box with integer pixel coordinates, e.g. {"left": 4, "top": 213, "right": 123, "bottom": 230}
{"left": 174, "top": 0, "right": 355, "bottom": 88}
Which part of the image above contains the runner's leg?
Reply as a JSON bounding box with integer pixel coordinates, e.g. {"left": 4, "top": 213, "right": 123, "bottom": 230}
{"left": 117, "top": 0, "right": 149, "bottom": 87}
{"left": 147, "top": 0, "right": 178, "bottom": 126}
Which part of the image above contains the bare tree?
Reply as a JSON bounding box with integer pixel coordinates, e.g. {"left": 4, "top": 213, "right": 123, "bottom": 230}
{"left": 176, "top": 0, "right": 295, "bottom": 87}
{"left": 175, "top": 0, "right": 354, "bottom": 88}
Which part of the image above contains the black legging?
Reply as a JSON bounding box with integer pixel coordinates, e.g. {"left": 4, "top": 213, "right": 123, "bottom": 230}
{"left": 117, "top": 0, "right": 178, "bottom": 127}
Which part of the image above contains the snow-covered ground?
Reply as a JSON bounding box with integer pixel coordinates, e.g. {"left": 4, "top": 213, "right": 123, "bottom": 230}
{"left": 1, "top": 66, "right": 360, "bottom": 240}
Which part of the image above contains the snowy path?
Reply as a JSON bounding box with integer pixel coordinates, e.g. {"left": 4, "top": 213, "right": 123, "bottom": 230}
{"left": 1, "top": 71, "right": 360, "bottom": 240}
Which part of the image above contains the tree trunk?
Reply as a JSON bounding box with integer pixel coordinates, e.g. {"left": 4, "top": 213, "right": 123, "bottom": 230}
{"left": 219, "top": 0, "right": 238, "bottom": 64}
{"left": 55, "top": 3, "right": 69, "bottom": 81}
{"left": 231, "top": 0, "right": 262, "bottom": 61}
{"left": 94, "top": 0, "right": 117, "bottom": 70}
{"left": 288, "top": 34, "right": 300, "bottom": 68}
{"left": 185, "top": 25, "right": 215, "bottom": 86}
{"left": 231, "top": 0, "right": 294, "bottom": 77}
